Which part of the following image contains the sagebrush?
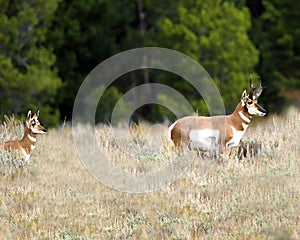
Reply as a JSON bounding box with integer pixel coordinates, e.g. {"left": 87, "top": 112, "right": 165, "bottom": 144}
{"left": 0, "top": 109, "right": 299, "bottom": 239}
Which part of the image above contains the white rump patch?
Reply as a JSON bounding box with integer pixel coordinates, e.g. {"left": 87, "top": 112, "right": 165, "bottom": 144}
{"left": 189, "top": 129, "right": 220, "bottom": 151}
{"left": 168, "top": 121, "right": 177, "bottom": 139}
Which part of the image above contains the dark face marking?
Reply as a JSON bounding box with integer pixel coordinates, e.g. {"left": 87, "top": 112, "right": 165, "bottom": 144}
{"left": 243, "top": 98, "right": 266, "bottom": 116}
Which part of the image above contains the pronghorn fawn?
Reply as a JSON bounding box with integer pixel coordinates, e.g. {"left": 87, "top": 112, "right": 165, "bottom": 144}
{"left": 168, "top": 76, "right": 266, "bottom": 155}
{"left": 1, "top": 110, "right": 47, "bottom": 162}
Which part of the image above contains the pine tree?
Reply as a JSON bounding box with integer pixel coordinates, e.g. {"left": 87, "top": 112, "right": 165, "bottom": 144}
{"left": 0, "top": 0, "right": 61, "bottom": 126}
{"left": 153, "top": 0, "right": 259, "bottom": 115}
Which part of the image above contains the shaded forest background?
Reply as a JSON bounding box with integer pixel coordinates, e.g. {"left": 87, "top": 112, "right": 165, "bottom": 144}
{"left": 0, "top": 0, "right": 299, "bottom": 126}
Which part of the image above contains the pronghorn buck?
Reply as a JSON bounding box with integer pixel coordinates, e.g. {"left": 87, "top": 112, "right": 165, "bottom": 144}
{"left": 168, "top": 76, "right": 266, "bottom": 155}
{"left": 1, "top": 110, "right": 47, "bottom": 162}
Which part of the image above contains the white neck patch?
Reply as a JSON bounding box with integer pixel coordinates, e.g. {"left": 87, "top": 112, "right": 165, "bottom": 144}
{"left": 238, "top": 111, "right": 251, "bottom": 123}
{"left": 27, "top": 134, "right": 36, "bottom": 142}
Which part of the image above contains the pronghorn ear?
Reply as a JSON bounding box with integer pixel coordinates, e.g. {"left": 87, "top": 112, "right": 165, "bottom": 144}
{"left": 27, "top": 110, "right": 32, "bottom": 119}
{"left": 241, "top": 90, "right": 248, "bottom": 105}
{"left": 241, "top": 90, "right": 248, "bottom": 100}
{"left": 35, "top": 110, "right": 39, "bottom": 118}
{"left": 26, "top": 110, "right": 32, "bottom": 127}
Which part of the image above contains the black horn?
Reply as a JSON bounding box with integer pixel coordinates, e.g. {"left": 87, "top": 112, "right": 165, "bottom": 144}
{"left": 254, "top": 77, "right": 264, "bottom": 99}
{"left": 249, "top": 73, "right": 256, "bottom": 99}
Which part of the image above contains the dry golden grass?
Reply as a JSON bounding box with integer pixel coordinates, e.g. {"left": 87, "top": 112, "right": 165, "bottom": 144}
{"left": 0, "top": 108, "right": 300, "bottom": 239}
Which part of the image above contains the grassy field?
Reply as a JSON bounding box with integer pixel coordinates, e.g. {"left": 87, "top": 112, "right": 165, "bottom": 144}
{"left": 0, "top": 108, "right": 299, "bottom": 239}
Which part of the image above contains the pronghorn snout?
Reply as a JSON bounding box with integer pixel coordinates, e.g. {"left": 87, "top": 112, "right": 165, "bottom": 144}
{"left": 249, "top": 103, "right": 266, "bottom": 117}
{"left": 38, "top": 125, "right": 47, "bottom": 134}
{"left": 31, "top": 123, "right": 47, "bottom": 134}
{"left": 257, "top": 103, "right": 267, "bottom": 116}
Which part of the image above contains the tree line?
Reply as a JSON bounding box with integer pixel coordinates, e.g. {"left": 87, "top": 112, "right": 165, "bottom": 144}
{"left": 0, "top": 0, "right": 299, "bottom": 126}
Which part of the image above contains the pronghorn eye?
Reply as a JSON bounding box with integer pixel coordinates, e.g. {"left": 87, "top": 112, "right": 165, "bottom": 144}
{"left": 247, "top": 100, "right": 253, "bottom": 105}
{"left": 32, "top": 122, "right": 36, "bottom": 126}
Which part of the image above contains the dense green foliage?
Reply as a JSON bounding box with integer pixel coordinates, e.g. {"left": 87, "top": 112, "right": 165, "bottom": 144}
{"left": 250, "top": 0, "right": 300, "bottom": 111}
{"left": 153, "top": 0, "right": 258, "bottom": 116}
{"left": 0, "top": 0, "right": 61, "bottom": 126}
{"left": 0, "top": 0, "right": 299, "bottom": 125}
